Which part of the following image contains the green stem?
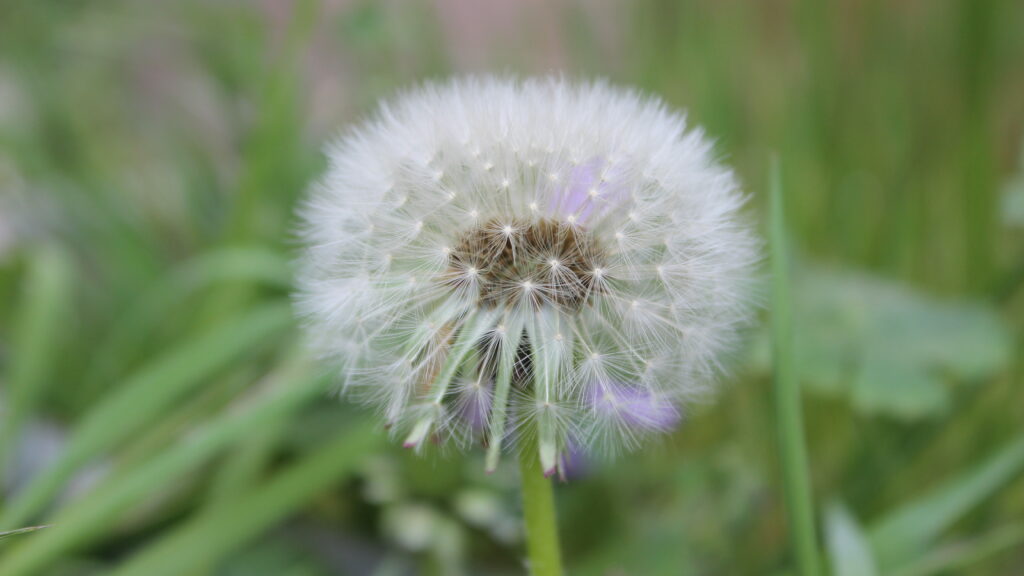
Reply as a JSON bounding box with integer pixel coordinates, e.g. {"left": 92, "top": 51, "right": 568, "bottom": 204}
{"left": 518, "top": 447, "right": 564, "bottom": 576}
{"left": 770, "top": 158, "right": 821, "bottom": 576}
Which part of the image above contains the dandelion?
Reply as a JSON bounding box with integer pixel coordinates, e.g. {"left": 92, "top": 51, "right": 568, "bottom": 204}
{"left": 297, "top": 76, "right": 757, "bottom": 574}
{"left": 296, "top": 76, "right": 757, "bottom": 478}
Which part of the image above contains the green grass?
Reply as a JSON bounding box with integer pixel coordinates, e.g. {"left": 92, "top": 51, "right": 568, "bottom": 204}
{"left": 0, "top": 1, "right": 1022, "bottom": 574}
{"left": 771, "top": 159, "right": 821, "bottom": 575}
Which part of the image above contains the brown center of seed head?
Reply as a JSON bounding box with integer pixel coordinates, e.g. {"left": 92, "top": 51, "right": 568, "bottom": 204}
{"left": 447, "top": 217, "right": 608, "bottom": 310}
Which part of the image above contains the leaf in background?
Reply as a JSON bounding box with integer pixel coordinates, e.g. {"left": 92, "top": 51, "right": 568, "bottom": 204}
{"left": 852, "top": 349, "right": 949, "bottom": 419}
{"left": 889, "top": 523, "right": 1024, "bottom": 576}
{"left": 216, "top": 538, "right": 334, "bottom": 576}
{"left": 867, "top": 435, "right": 1024, "bottom": 570}
{"left": 85, "top": 246, "right": 291, "bottom": 392}
{"left": 0, "top": 304, "right": 293, "bottom": 528}
{"left": 0, "top": 244, "right": 73, "bottom": 472}
{"left": 1002, "top": 184, "right": 1024, "bottom": 228}
{"left": 0, "top": 354, "right": 326, "bottom": 576}
{"left": 824, "top": 503, "right": 878, "bottom": 576}
{"left": 1000, "top": 145, "right": 1024, "bottom": 228}
{"left": 873, "top": 296, "right": 1011, "bottom": 382}
{"left": 0, "top": 525, "right": 50, "bottom": 540}
{"left": 751, "top": 266, "right": 1014, "bottom": 419}
{"left": 106, "top": 418, "right": 380, "bottom": 576}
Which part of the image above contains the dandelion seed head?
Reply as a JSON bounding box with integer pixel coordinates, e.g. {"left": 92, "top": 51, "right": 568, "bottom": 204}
{"left": 296, "top": 76, "right": 759, "bottom": 474}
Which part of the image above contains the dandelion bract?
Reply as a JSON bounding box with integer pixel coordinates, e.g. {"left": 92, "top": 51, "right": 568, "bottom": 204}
{"left": 296, "top": 76, "right": 758, "bottom": 476}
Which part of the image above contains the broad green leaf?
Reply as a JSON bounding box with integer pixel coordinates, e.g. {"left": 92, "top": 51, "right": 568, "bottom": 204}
{"left": 824, "top": 503, "right": 878, "bottom": 576}
{"left": 868, "top": 435, "right": 1024, "bottom": 569}
{"left": 752, "top": 267, "right": 1014, "bottom": 419}
{"left": 852, "top": 349, "right": 948, "bottom": 419}
{"left": 878, "top": 298, "right": 1010, "bottom": 382}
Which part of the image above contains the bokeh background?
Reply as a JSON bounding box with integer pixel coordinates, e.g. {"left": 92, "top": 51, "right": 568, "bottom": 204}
{"left": 1, "top": 1, "right": 1023, "bottom": 574}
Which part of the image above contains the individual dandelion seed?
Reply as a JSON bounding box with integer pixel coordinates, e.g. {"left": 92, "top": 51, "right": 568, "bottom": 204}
{"left": 295, "top": 76, "right": 759, "bottom": 478}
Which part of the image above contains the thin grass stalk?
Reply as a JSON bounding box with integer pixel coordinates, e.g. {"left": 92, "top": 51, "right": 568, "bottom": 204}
{"left": 771, "top": 157, "right": 821, "bottom": 575}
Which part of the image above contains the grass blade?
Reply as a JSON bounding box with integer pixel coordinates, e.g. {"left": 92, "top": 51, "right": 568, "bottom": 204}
{"left": 85, "top": 246, "right": 291, "bottom": 391}
{"left": 0, "top": 526, "right": 50, "bottom": 540}
{"left": 824, "top": 503, "right": 878, "bottom": 576}
{"left": 0, "top": 245, "right": 73, "bottom": 468}
{"left": 0, "top": 356, "right": 326, "bottom": 576}
{"left": 890, "top": 523, "right": 1024, "bottom": 576}
{"left": 107, "top": 419, "right": 380, "bottom": 576}
{"left": 868, "top": 434, "right": 1024, "bottom": 569}
{"left": 770, "top": 157, "right": 821, "bottom": 575}
{"left": 0, "top": 304, "right": 293, "bottom": 528}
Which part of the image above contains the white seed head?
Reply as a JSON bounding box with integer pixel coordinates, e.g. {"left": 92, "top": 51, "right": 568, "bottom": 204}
{"left": 296, "top": 76, "right": 759, "bottom": 474}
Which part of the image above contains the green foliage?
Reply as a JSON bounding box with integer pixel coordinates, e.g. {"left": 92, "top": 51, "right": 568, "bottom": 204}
{"left": 0, "top": 245, "right": 73, "bottom": 469}
{"left": 106, "top": 419, "right": 381, "bottom": 576}
{"left": 0, "top": 526, "right": 50, "bottom": 541}
{"left": 0, "top": 0, "right": 1022, "bottom": 574}
{"left": 1003, "top": 147, "right": 1024, "bottom": 228}
{"left": 868, "top": 435, "right": 1024, "bottom": 571}
{"left": 890, "top": 523, "right": 1024, "bottom": 576}
{"left": 1, "top": 304, "right": 294, "bottom": 529}
{"left": 771, "top": 160, "right": 821, "bottom": 575}
{"left": 820, "top": 434, "right": 1024, "bottom": 575}
{"left": 752, "top": 268, "right": 1014, "bottom": 419}
{"left": 824, "top": 504, "right": 878, "bottom": 576}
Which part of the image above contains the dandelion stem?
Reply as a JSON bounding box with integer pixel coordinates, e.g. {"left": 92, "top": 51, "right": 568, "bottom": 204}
{"left": 770, "top": 158, "right": 821, "bottom": 576}
{"left": 518, "top": 445, "right": 564, "bottom": 576}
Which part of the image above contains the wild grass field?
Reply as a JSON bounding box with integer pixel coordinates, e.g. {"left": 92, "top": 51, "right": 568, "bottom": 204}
{"left": 1, "top": 1, "right": 1023, "bottom": 574}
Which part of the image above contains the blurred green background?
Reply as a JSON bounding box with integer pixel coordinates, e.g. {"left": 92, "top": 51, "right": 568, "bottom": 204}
{"left": 1, "top": 1, "right": 1023, "bottom": 574}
